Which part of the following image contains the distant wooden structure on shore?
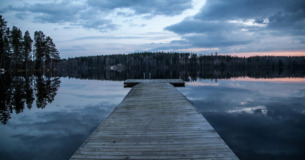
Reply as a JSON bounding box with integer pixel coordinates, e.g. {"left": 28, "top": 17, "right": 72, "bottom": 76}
{"left": 70, "top": 79, "right": 238, "bottom": 160}
{"left": 0, "top": 68, "right": 5, "bottom": 74}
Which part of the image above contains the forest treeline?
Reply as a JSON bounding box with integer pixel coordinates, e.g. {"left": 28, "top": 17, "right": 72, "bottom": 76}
{"left": 1, "top": 14, "right": 305, "bottom": 80}
{"left": 0, "top": 15, "right": 60, "bottom": 73}
{"left": 56, "top": 52, "right": 305, "bottom": 80}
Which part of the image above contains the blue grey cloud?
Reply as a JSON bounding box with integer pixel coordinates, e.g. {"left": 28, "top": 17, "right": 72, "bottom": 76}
{"left": 194, "top": 0, "right": 305, "bottom": 34}
{"left": 3, "top": 1, "right": 119, "bottom": 32}
{"left": 71, "top": 35, "right": 143, "bottom": 41}
{"left": 10, "top": 1, "right": 82, "bottom": 23}
{"left": 87, "top": 0, "right": 192, "bottom": 16}
{"left": 80, "top": 19, "right": 119, "bottom": 31}
{"left": 194, "top": 0, "right": 286, "bottom": 20}
{"left": 166, "top": 19, "right": 253, "bottom": 47}
{"left": 3, "top": 0, "right": 192, "bottom": 32}
{"left": 165, "top": 0, "right": 305, "bottom": 50}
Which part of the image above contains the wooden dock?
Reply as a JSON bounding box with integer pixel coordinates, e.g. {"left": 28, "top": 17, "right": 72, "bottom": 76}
{"left": 124, "top": 79, "right": 185, "bottom": 87}
{"left": 71, "top": 80, "right": 238, "bottom": 160}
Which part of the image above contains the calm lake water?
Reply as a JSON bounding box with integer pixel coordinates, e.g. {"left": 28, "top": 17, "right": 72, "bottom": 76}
{"left": 1, "top": 77, "right": 305, "bottom": 160}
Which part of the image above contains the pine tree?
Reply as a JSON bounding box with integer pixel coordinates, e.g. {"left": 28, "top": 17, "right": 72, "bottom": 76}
{"left": 34, "top": 32, "right": 60, "bottom": 71}
{"left": 11, "top": 26, "right": 23, "bottom": 71}
{"left": 23, "top": 31, "right": 33, "bottom": 71}
{"left": 45, "top": 36, "right": 60, "bottom": 69}
{"left": 34, "top": 31, "right": 46, "bottom": 71}
{"left": 0, "top": 15, "right": 9, "bottom": 69}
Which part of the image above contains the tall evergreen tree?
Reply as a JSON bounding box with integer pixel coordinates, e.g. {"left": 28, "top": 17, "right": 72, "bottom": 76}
{"left": 47, "top": 37, "right": 60, "bottom": 60}
{"left": 0, "top": 15, "right": 9, "bottom": 69}
{"left": 23, "top": 31, "right": 33, "bottom": 70}
{"left": 11, "top": 26, "right": 23, "bottom": 70}
{"left": 3, "top": 28, "right": 11, "bottom": 57}
{"left": 45, "top": 36, "right": 60, "bottom": 69}
{"left": 34, "top": 31, "right": 46, "bottom": 70}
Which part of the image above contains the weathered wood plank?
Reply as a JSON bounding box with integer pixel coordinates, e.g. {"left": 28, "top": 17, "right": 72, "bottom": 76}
{"left": 70, "top": 82, "right": 238, "bottom": 160}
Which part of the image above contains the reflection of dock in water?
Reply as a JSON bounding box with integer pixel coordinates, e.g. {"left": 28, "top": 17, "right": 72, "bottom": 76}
{"left": 71, "top": 79, "right": 238, "bottom": 160}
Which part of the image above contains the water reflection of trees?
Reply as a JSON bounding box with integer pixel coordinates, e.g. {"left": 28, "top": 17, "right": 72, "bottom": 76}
{"left": 0, "top": 73, "right": 60, "bottom": 124}
{"left": 57, "top": 65, "right": 305, "bottom": 82}
{"left": 35, "top": 74, "right": 60, "bottom": 109}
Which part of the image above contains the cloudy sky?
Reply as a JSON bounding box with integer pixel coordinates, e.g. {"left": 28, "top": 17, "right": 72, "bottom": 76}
{"left": 1, "top": 0, "right": 305, "bottom": 58}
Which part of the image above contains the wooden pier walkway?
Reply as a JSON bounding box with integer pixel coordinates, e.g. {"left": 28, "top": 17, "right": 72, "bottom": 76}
{"left": 124, "top": 79, "right": 185, "bottom": 87}
{"left": 71, "top": 80, "right": 238, "bottom": 160}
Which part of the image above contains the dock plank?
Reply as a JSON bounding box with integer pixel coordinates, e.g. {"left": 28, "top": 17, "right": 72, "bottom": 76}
{"left": 71, "top": 82, "right": 238, "bottom": 160}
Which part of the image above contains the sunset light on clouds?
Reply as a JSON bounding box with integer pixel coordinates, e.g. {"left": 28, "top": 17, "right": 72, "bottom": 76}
{"left": 224, "top": 50, "right": 305, "bottom": 57}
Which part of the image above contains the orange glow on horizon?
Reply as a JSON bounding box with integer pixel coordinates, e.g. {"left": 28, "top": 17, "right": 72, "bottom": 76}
{"left": 185, "top": 77, "right": 305, "bottom": 86}
{"left": 222, "top": 51, "right": 305, "bottom": 57}
{"left": 231, "top": 77, "right": 305, "bottom": 82}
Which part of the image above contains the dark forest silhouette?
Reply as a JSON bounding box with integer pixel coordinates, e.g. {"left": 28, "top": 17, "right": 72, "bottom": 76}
{"left": 0, "top": 15, "right": 60, "bottom": 73}
{"left": 56, "top": 52, "right": 305, "bottom": 81}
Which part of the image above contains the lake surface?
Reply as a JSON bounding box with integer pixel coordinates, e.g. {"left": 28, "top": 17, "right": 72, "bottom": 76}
{"left": 1, "top": 77, "right": 305, "bottom": 160}
{"left": 179, "top": 78, "right": 305, "bottom": 160}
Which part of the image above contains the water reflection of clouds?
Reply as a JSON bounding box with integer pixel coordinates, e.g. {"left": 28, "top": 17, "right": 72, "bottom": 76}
{"left": 0, "top": 78, "right": 128, "bottom": 160}
{"left": 58, "top": 78, "right": 129, "bottom": 105}
{"left": 180, "top": 78, "right": 305, "bottom": 160}
{"left": 180, "top": 83, "right": 251, "bottom": 106}
{"left": 240, "top": 101, "right": 248, "bottom": 105}
{"left": 1, "top": 103, "right": 117, "bottom": 160}
{"left": 227, "top": 105, "right": 268, "bottom": 115}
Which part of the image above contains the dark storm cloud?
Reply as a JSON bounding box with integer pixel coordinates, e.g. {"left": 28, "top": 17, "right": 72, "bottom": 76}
{"left": 87, "top": 0, "right": 192, "bottom": 16}
{"left": 194, "top": 0, "right": 305, "bottom": 34}
{"left": 194, "top": 0, "right": 285, "bottom": 20}
{"left": 166, "top": 0, "right": 305, "bottom": 49}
